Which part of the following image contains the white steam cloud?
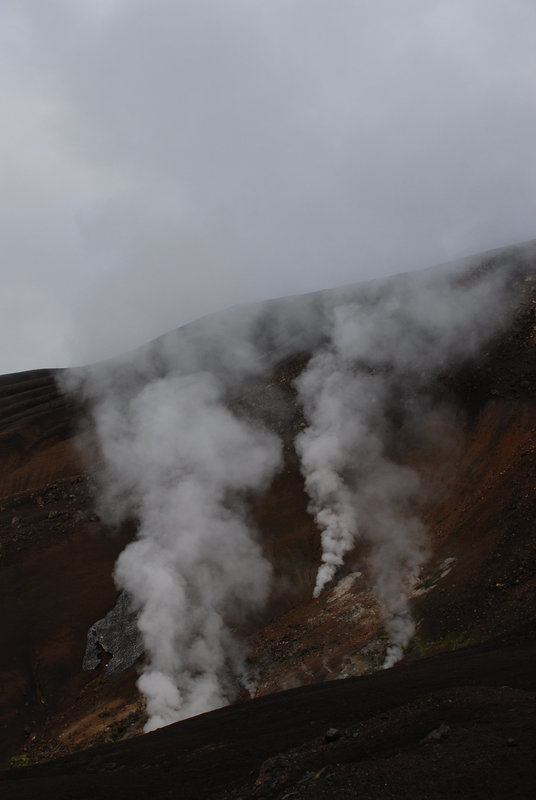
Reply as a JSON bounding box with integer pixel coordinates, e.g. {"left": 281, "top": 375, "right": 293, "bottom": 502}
{"left": 295, "top": 261, "right": 517, "bottom": 665}
{"left": 62, "top": 246, "right": 529, "bottom": 724}
{"left": 73, "top": 318, "right": 282, "bottom": 731}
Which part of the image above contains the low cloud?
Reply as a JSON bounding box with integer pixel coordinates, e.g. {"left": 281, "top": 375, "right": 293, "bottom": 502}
{"left": 2, "top": 1, "right": 535, "bottom": 372}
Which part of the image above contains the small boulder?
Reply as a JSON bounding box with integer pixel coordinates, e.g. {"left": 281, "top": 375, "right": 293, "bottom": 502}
{"left": 423, "top": 722, "right": 450, "bottom": 742}
{"left": 323, "top": 727, "right": 342, "bottom": 744}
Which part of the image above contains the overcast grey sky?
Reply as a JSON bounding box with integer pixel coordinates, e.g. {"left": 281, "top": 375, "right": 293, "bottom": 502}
{"left": 1, "top": 0, "right": 534, "bottom": 373}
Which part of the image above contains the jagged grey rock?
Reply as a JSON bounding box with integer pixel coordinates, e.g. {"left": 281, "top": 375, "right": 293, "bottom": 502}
{"left": 83, "top": 591, "right": 143, "bottom": 675}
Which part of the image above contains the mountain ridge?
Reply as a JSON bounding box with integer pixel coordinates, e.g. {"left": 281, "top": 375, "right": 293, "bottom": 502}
{"left": 1, "top": 240, "right": 535, "bottom": 796}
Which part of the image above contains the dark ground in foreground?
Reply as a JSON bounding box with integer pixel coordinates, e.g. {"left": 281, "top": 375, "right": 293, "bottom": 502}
{"left": 2, "top": 622, "right": 535, "bottom": 800}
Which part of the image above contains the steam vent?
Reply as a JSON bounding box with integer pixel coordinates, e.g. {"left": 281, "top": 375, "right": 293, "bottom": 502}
{"left": 1, "top": 242, "right": 536, "bottom": 798}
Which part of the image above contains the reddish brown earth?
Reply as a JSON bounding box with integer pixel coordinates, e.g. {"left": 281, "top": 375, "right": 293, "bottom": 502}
{"left": 0, "top": 245, "right": 535, "bottom": 797}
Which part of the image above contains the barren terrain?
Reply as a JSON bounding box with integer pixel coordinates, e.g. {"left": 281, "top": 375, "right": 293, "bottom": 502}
{"left": 1, "top": 243, "right": 535, "bottom": 797}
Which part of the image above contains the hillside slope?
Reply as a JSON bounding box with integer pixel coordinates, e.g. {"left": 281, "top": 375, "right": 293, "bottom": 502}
{"left": 0, "top": 242, "right": 535, "bottom": 796}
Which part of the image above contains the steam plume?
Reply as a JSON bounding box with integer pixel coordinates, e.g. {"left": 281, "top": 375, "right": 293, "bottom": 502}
{"left": 69, "top": 313, "right": 282, "bottom": 731}
{"left": 295, "top": 261, "right": 517, "bottom": 664}
{"left": 62, "top": 246, "right": 529, "bottom": 719}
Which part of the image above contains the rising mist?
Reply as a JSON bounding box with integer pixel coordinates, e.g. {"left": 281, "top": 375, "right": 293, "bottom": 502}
{"left": 61, "top": 244, "right": 531, "bottom": 724}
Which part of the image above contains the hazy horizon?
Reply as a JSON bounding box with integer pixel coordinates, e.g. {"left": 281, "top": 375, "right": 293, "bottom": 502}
{"left": 1, "top": 0, "right": 535, "bottom": 374}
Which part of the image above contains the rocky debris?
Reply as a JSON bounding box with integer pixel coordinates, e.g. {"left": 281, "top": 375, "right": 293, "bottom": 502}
{"left": 255, "top": 753, "right": 293, "bottom": 792}
{"left": 248, "top": 577, "right": 384, "bottom": 699}
{"left": 323, "top": 727, "right": 342, "bottom": 743}
{"left": 229, "top": 684, "right": 536, "bottom": 800}
{"left": 412, "top": 557, "right": 457, "bottom": 597}
{"left": 83, "top": 591, "right": 143, "bottom": 676}
{"left": 0, "top": 473, "right": 104, "bottom": 554}
{"left": 422, "top": 721, "right": 451, "bottom": 742}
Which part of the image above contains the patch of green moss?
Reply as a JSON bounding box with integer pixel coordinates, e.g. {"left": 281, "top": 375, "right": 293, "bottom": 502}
{"left": 274, "top": 657, "right": 295, "bottom": 667}
{"left": 408, "top": 629, "right": 480, "bottom": 660}
{"left": 9, "top": 752, "right": 31, "bottom": 769}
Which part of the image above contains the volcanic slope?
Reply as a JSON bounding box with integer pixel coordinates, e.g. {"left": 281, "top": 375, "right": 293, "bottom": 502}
{"left": 0, "top": 241, "right": 535, "bottom": 798}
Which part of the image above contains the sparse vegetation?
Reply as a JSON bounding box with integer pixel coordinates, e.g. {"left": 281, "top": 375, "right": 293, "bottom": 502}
{"left": 408, "top": 629, "right": 480, "bottom": 660}
{"left": 9, "top": 752, "right": 31, "bottom": 769}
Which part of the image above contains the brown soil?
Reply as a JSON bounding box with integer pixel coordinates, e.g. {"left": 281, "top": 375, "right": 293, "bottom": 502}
{"left": 0, "top": 246, "right": 535, "bottom": 796}
{"left": 2, "top": 627, "right": 535, "bottom": 799}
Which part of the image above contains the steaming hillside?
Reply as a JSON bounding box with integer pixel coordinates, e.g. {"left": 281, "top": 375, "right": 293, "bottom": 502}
{"left": 1, "top": 242, "right": 535, "bottom": 797}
